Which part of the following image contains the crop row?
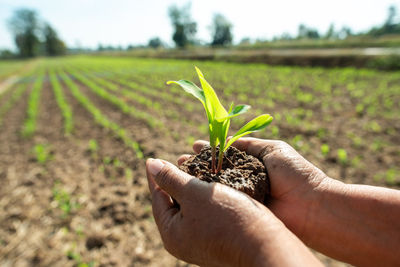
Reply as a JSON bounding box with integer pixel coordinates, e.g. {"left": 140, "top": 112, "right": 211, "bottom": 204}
{"left": 58, "top": 69, "right": 144, "bottom": 158}
{"left": 64, "top": 67, "right": 164, "bottom": 130}
{"left": 64, "top": 65, "right": 206, "bottom": 136}
{"left": 68, "top": 64, "right": 278, "bottom": 132}
{"left": 72, "top": 64, "right": 189, "bottom": 109}
{"left": 69, "top": 66, "right": 200, "bottom": 125}
{"left": 22, "top": 69, "right": 45, "bottom": 138}
{"left": 49, "top": 69, "right": 74, "bottom": 135}
{"left": 0, "top": 82, "right": 30, "bottom": 127}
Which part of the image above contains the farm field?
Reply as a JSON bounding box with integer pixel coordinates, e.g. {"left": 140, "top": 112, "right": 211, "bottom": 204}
{"left": 0, "top": 56, "right": 399, "bottom": 266}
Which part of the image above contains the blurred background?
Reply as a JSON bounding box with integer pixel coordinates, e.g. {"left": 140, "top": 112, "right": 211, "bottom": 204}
{"left": 1, "top": 0, "right": 400, "bottom": 69}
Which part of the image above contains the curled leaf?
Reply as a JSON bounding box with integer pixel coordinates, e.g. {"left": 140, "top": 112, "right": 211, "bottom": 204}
{"left": 217, "top": 104, "right": 250, "bottom": 122}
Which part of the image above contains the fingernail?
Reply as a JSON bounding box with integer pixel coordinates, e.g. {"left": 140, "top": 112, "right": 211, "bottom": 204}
{"left": 148, "top": 159, "right": 165, "bottom": 176}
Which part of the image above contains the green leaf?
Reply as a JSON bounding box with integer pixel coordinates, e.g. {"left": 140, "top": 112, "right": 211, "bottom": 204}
{"left": 195, "top": 66, "right": 227, "bottom": 120}
{"left": 228, "top": 102, "right": 234, "bottom": 113}
{"left": 167, "top": 80, "right": 205, "bottom": 104}
{"left": 167, "top": 79, "right": 212, "bottom": 123}
{"left": 224, "top": 114, "right": 273, "bottom": 151}
{"left": 217, "top": 104, "right": 250, "bottom": 122}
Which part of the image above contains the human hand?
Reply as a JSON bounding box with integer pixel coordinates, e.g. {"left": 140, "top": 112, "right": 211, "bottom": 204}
{"left": 179, "top": 138, "right": 400, "bottom": 267}
{"left": 187, "top": 138, "right": 334, "bottom": 243}
{"left": 146, "top": 158, "right": 321, "bottom": 267}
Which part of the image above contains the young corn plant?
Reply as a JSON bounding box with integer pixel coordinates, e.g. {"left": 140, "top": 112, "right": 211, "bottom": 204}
{"left": 168, "top": 67, "right": 273, "bottom": 174}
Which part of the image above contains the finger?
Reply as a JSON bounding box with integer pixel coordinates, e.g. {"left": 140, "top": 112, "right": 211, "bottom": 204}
{"left": 177, "top": 154, "right": 191, "bottom": 166}
{"left": 152, "top": 186, "right": 178, "bottom": 231}
{"left": 193, "top": 140, "right": 209, "bottom": 154}
{"left": 231, "top": 137, "right": 279, "bottom": 159}
{"left": 146, "top": 158, "right": 193, "bottom": 202}
{"left": 146, "top": 158, "right": 158, "bottom": 194}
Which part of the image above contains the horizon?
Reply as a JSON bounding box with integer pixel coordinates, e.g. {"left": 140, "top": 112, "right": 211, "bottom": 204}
{"left": 0, "top": 0, "right": 399, "bottom": 51}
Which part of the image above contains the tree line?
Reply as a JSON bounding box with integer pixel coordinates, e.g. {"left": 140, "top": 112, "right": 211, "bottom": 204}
{"left": 167, "top": 3, "right": 400, "bottom": 47}
{"left": 2, "top": 4, "right": 400, "bottom": 58}
{"left": 269, "top": 5, "right": 399, "bottom": 43}
{"left": 3, "top": 9, "right": 66, "bottom": 58}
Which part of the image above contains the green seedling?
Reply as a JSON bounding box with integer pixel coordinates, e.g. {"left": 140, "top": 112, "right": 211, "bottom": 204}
{"left": 337, "top": 148, "right": 348, "bottom": 165}
{"left": 321, "top": 144, "right": 330, "bottom": 157}
{"left": 32, "top": 143, "right": 52, "bottom": 164}
{"left": 88, "top": 139, "right": 98, "bottom": 153}
{"left": 52, "top": 182, "right": 79, "bottom": 217}
{"left": 103, "top": 156, "right": 112, "bottom": 165}
{"left": 168, "top": 67, "right": 273, "bottom": 173}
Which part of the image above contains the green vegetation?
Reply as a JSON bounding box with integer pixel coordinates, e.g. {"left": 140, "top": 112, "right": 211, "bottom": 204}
{"left": 66, "top": 68, "right": 163, "bottom": 129}
{"left": 59, "top": 69, "right": 144, "bottom": 159}
{"left": 168, "top": 67, "right": 273, "bottom": 173}
{"left": 374, "top": 168, "right": 400, "bottom": 185}
{"left": 168, "top": 3, "right": 197, "bottom": 48}
{"left": 88, "top": 139, "right": 98, "bottom": 153}
{"left": 49, "top": 69, "right": 73, "bottom": 134}
{"left": 7, "top": 8, "right": 66, "bottom": 58}
{"left": 22, "top": 70, "right": 44, "bottom": 137}
{"left": 1, "top": 55, "right": 398, "bottom": 187}
{"left": 32, "top": 143, "right": 52, "bottom": 164}
{"left": 0, "top": 55, "right": 398, "bottom": 267}
{"left": 321, "top": 144, "right": 330, "bottom": 157}
{"left": 66, "top": 247, "right": 94, "bottom": 267}
{"left": 0, "top": 82, "right": 29, "bottom": 127}
{"left": 337, "top": 148, "right": 348, "bottom": 166}
{"left": 52, "top": 182, "right": 79, "bottom": 217}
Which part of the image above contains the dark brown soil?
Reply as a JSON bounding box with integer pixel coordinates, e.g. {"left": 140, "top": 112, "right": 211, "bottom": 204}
{"left": 180, "top": 145, "right": 269, "bottom": 202}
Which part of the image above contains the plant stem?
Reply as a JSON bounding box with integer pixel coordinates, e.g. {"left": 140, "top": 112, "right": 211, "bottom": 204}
{"left": 216, "top": 149, "right": 224, "bottom": 174}
{"left": 211, "top": 146, "right": 216, "bottom": 174}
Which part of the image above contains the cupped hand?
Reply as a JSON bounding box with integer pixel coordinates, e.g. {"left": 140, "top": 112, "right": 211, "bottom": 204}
{"left": 146, "top": 158, "right": 321, "bottom": 267}
{"left": 186, "top": 138, "right": 333, "bottom": 243}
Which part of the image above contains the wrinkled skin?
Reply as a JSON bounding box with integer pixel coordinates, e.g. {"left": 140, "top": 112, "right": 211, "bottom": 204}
{"left": 146, "top": 137, "right": 322, "bottom": 267}
{"left": 146, "top": 137, "right": 400, "bottom": 266}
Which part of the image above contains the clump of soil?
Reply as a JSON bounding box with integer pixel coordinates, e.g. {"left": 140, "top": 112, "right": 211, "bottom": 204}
{"left": 180, "top": 145, "right": 270, "bottom": 202}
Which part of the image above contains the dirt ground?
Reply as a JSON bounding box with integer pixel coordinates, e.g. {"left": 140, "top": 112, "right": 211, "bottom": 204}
{"left": 0, "top": 79, "right": 190, "bottom": 266}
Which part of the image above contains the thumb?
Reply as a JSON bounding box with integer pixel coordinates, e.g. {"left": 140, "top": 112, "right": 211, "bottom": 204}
{"left": 146, "top": 158, "right": 194, "bottom": 202}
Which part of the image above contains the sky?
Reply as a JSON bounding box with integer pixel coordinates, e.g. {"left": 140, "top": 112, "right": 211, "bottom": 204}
{"left": 0, "top": 0, "right": 399, "bottom": 50}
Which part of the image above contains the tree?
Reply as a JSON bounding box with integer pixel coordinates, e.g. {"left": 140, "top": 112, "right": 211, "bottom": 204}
{"left": 383, "top": 5, "right": 399, "bottom": 34}
{"left": 325, "top": 23, "right": 337, "bottom": 39}
{"left": 43, "top": 23, "right": 66, "bottom": 56}
{"left": 210, "top": 14, "right": 233, "bottom": 46}
{"left": 385, "top": 5, "right": 397, "bottom": 27}
{"left": 8, "top": 8, "right": 40, "bottom": 57}
{"left": 148, "top": 37, "right": 163, "bottom": 48}
{"left": 168, "top": 3, "right": 197, "bottom": 48}
{"left": 239, "top": 37, "right": 251, "bottom": 45}
{"left": 297, "top": 24, "right": 320, "bottom": 39}
{"left": 0, "top": 49, "right": 15, "bottom": 59}
{"left": 369, "top": 5, "right": 400, "bottom": 36}
{"left": 338, "top": 26, "right": 352, "bottom": 39}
